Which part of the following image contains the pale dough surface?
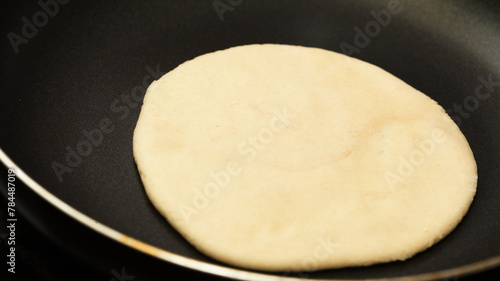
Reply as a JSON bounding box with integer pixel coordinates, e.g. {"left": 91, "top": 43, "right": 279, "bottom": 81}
{"left": 133, "top": 44, "right": 477, "bottom": 271}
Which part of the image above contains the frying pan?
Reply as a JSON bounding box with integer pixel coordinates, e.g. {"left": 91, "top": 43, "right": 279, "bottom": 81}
{"left": 1, "top": 0, "right": 499, "bottom": 280}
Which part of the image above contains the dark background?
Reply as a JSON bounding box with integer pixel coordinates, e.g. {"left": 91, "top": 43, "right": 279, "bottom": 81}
{"left": 1, "top": 0, "right": 500, "bottom": 280}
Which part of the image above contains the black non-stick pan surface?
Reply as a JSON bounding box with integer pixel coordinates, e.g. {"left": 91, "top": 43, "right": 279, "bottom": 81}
{"left": 1, "top": 0, "right": 500, "bottom": 280}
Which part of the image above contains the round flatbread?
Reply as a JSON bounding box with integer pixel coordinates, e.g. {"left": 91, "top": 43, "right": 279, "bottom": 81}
{"left": 133, "top": 44, "right": 477, "bottom": 271}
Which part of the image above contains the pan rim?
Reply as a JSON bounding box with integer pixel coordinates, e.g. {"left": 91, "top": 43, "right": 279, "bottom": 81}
{"left": 0, "top": 148, "right": 498, "bottom": 281}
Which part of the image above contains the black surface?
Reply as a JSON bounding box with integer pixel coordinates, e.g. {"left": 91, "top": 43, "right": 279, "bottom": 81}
{"left": 1, "top": 0, "right": 500, "bottom": 280}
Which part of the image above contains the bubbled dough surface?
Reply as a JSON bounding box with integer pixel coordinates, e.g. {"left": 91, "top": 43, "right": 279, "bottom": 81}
{"left": 133, "top": 44, "right": 477, "bottom": 271}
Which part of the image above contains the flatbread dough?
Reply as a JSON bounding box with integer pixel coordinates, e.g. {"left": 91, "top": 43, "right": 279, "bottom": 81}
{"left": 133, "top": 44, "right": 477, "bottom": 271}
